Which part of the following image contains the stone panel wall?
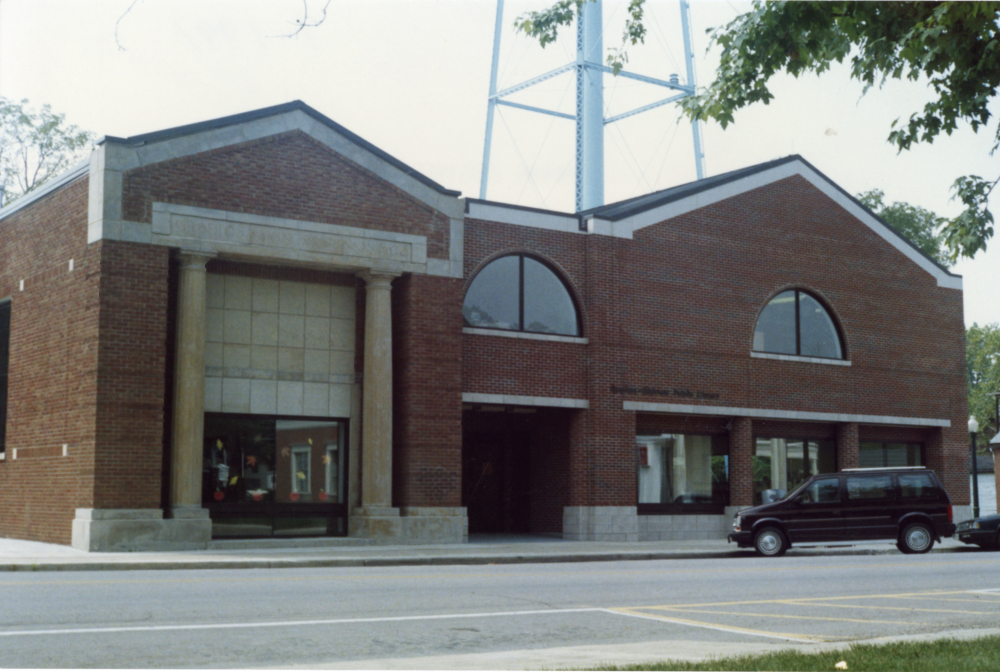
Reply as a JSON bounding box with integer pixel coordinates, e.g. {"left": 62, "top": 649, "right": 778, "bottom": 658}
{"left": 203, "top": 269, "right": 356, "bottom": 419}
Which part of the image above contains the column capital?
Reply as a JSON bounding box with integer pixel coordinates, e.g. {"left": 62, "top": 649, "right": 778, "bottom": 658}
{"left": 358, "top": 270, "right": 401, "bottom": 288}
{"left": 176, "top": 249, "right": 216, "bottom": 271}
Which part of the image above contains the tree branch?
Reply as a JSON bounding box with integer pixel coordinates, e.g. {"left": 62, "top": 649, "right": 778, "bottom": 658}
{"left": 115, "top": 0, "right": 141, "bottom": 51}
{"left": 286, "top": 0, "right": 332, "bottom": 37}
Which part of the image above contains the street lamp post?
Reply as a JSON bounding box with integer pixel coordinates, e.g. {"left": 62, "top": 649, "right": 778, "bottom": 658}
{"left": 969, "top": 416, "right": 980, "bottom": 519}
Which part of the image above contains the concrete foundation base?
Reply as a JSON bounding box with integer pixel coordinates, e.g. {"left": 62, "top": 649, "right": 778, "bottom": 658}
{"left": 349, "top": 507, "right": 468, "bottom": 544}
{"left": 563, "top": 506, "right": 638, "bottom": 542}
{"left": 638, "top": 513, "right": 730, "bottom": 541}
{"left": 71, "top": 508, "right": 212, "bottom": 552}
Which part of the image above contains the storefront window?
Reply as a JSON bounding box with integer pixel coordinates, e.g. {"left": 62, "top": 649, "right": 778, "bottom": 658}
{"left": 202, "top": 414, "right": 347, "bottom": 537}
{"left": 637, "top": 434, "right": 729, "bottom": 512}
{"left": 753, "top": 438, "right": 835, "bottom": 505}
{"left": 859, "top": 441, "right": 922, "bottom": 468}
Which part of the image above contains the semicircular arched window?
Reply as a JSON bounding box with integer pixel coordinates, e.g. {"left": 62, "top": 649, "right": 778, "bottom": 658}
{"left": 463, "top": 255, "right": 580, "bottom": 336}
{"left": 753, "top": 289, "right": 843, "bottom": 359}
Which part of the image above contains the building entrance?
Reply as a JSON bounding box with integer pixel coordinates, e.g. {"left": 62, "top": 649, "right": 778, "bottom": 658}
{"left": 461, "top": 406, "right": 574, "bottom": 535}
{"left": 463, "top": 430, "right": 531, "bottom": 533}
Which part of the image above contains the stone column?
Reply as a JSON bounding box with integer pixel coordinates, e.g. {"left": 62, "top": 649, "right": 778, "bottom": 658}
{"left": 350, "top": 271, "right": 402, "bottom": 540}
{"left": 169, "top": 250, "right": 214, "bottom": 519}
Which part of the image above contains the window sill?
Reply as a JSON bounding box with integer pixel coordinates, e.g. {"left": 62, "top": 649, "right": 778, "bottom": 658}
{"left": 751, "top": 351, "right": 851, "bottom": 366}
{"left": 463, "top": 327, "right": 588, "bottom": 344}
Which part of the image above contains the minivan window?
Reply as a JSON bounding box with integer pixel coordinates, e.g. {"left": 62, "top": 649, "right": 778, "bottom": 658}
{"left": 846, "top": 474, "right": 894, "bottom": 500}
{"left": 898, "top": 473, "right": 938, "bottom": 499}
{"left": 803, "top": 477, "right": 840, "bottom": 503}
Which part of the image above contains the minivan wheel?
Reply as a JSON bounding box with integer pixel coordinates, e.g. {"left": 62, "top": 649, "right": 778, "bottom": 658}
{"left": 900, "top": 522, "right": 934, "bottom": 554}
{"left": 754, "top": 527, "right": 787, "bottom": 557}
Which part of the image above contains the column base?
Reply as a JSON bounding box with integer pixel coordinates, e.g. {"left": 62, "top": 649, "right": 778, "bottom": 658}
{"left": 348, "top": 507, "right": 468, "bottom": 544}
{"left": 563, "top": 506, "right": 638, "bottom": 542}
{"left": 71, "top": 508, "right": 212, "bottom": 552}
{"left": 348, "top": 507, "right": 402, "bottom": 541}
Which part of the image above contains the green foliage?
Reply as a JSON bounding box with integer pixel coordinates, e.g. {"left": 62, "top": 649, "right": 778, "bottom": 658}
{"left": 967, "top": 323, "right": 1000, "bottom": 443}
{"left": 856, "top": 189, "right": 950, "bottom": 266}
{"left": 575, "top": 634, "right": 1000, "bottom": 671}
{"left": 0, "top": 98, "right": 94, "bottom": 208}
{"left": 513, "top": 0, "right": 645, "bottom": 74}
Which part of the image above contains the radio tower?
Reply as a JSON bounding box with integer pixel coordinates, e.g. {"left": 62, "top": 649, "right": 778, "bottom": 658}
{"left": 479, "top": 0, "right": 706, "bottom": 211}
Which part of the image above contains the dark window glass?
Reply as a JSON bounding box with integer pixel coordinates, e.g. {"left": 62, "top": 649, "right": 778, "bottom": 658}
{"left": 753, "top": 289, "right": 843, "bottom": 359}
{"left": 637, "top": 434, "right": 729, "bottom": 512}
{"left": 523, "top": 257, "right": 578, "bottom": 335}
{"left": 463, "top": 255, "right": 580, "bottom": 336}
{"left": 898, "top": 473, "right": 938, "bottom": 499}
{"left": 846, "top": 475, "right": 895, "bottom": 500}
{"left": 753, "top": 290, "right": 796, "bottom": 354}
{"left": 203, "top": 414, "right": 347, "bottom": 538}
{"left": 462, "top": 255, "right": 520, "bottom": 330}
{"left": 859, "top": 441, "right": 923, "bottom": 468}
{"left": 804, "top": 477, "right": 841, "bottom": 503}
{"left": 0, "top": 302, "right": 9, "bottom": 454}
{"left": 798, "top": 292, "right": 842, "bottom": 359}
{"left": 753, "top": 437, "right": 836, "bottom": 504}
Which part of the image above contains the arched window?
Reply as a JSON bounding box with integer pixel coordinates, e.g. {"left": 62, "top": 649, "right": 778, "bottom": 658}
{"left": 463, "top": 254, "right": 580, "bottom": 336}
{"left": 753, "top": 289, "right": 843, "bottom": 359}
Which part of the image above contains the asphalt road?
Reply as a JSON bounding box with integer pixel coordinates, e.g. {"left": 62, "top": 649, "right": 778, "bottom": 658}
{"left": 2, "top": 550, "right": 1000, "bottom": 668}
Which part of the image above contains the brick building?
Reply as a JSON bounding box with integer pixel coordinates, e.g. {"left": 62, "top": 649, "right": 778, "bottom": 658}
{"left": 0, "top": 102, "right": 969, "bottom": 550}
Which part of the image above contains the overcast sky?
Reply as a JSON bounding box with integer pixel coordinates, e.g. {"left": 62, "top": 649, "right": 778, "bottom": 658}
{"left": 1, "top": 0, "right": 996, "bottom": 327}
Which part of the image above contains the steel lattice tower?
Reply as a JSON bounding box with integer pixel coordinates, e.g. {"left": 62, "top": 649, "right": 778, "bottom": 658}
{"left": 479, "top": 0, "right": 706, "bottom": 211}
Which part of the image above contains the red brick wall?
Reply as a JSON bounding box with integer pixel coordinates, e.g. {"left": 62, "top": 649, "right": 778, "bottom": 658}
{"left": 392, "top": 273, "right": 463, "bottom": 507}
{"left": 120, "top": 131, "right": 453, "bottom": 259}
{"left": 0, "top": 178, "right": 99, "bottom": 544}
{"left": 91, "top": 241, "right": 171, "bottom": 511}
{"left": 462, "top": 174, "right": 968, "bottom": 509}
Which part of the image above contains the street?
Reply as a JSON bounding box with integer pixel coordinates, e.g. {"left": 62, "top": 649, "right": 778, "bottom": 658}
{"left": 2, "top": 549, "right": 999, "bottom": 668}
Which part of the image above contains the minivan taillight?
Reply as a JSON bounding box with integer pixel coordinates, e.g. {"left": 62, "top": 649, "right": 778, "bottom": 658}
{"left": 948, "top": 505, "right": 953, "bottom": 523}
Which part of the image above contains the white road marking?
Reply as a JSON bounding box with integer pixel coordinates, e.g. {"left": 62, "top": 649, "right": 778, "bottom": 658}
{"left": 0, "top": 608, "right": 605, "bottom": 637}
{"left": 965, "top": 588, "right": 1000, "bottom": 595}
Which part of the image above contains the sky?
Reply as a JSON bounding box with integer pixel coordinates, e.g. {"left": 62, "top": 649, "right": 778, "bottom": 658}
{"left": 0, "top": 0, "right": 996, "bottom": 327}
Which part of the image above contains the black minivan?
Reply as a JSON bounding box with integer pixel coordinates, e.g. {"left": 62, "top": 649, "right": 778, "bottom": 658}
{"left": 728, "top": 467, "right": 955, "bottom": 556}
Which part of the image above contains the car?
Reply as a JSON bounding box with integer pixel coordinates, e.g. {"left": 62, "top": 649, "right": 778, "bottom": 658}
{"left": 728, "top": 467, "right": 956, "bottom": 557}
{"left": 955, "top": 513, "right": 1000, "bottom": 550}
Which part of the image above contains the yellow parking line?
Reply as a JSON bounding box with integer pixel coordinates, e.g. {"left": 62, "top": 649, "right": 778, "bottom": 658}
{"left": 792, "top": 601, "right": 992, "bottom": 616}
{"left": 607, "top": 607, "right": 826, "bottom": 642}
{"left": 647, "top": 606, "right": 913, "bottom": 626}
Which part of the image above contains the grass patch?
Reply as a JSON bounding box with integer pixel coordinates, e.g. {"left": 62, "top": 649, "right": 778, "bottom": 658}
{"left": 577, "top": 635, "right": 1000, "bottom": 671}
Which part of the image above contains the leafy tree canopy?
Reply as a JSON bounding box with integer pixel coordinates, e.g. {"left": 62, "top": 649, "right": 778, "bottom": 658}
{"left": 857, "top": 189, "right": 950, "bottom": 267}
{"left": 0, "top": 98, "right": 94, "bottom": 208}
{"left": 517, "top": 1, "right": 1000, "bottom": 261}
{"left": 967, "top": 323, "right": 1000, "bottom": 445}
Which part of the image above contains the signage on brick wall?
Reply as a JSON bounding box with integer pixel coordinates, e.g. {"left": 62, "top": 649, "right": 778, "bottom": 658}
{"left": 610, "top": 385, "right": 720, "bottom": 401}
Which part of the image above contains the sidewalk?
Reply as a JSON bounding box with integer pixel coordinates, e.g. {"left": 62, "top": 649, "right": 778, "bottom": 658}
{"left": 0, "top": 534, "right": 972, "bottom": 572}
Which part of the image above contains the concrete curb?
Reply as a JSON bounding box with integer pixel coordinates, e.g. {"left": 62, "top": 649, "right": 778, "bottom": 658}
{"left": 0, "top": 544, "right": 967, "bottom": 573}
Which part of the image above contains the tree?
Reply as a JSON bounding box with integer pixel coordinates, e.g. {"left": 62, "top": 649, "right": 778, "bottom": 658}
{"left": 0, "top": 98, "right": 94, "bottom": 208}
{"left": 516, "top": 1, "right": 1000, "bottom": 262}
{"left": 967, "top": 323, "right": 1000, "bottom": 446}
{"left": 856, "top": 189, "right": 950, "bottom": 267}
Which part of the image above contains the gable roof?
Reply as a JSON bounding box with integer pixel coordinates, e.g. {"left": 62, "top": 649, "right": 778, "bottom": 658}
{"left": 467, "top": 155, "right": 962, "bottom": 290}
{"left": 100, "top": 100, "right": 460, "bottom": 197}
